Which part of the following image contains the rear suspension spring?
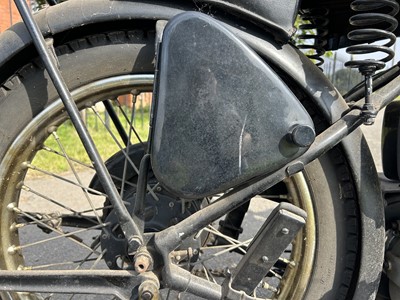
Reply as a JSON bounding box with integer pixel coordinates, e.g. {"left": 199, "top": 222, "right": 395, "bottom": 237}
{"left": 345, "top": 0, "right": 399, "bottom": 124}
{"left": 297, "top": 8, "right": 329, "bottom": 70}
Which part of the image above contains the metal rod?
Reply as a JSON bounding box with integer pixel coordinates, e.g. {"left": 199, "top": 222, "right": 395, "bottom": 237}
{"left": 0, "top": 270, "right": 138, "bottom": 300}
{"left": 103, "top": 99, "right": 130, "bottom": 147}
{"left": 14, "top": 0, "right": 143, "bottom": 245}
{"left": 133, "top": 154, "right": 150, "bottom": 233}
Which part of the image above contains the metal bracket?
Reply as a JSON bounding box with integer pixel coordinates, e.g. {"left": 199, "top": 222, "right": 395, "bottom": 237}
{"left": 226, "top": 202, "right": 306, "bottom": 296}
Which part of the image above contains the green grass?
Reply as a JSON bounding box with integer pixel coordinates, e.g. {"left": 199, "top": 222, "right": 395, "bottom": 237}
{"left": 31, "top": 106, "right": 150, "bottom": 174}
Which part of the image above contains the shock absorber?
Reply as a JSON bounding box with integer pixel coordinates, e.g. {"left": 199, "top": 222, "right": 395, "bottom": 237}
{"left": 297, "top": 8, "right": 329, "bottom": 70}
{"left": 345, "top": 0, "right": 399, "bottom": 125}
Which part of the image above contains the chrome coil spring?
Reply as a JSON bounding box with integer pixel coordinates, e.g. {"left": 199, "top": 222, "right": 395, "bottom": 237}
{"left": 345, "top": 0, "right": 399, "bottom": 75}
{"left": 297, "top": 8, "right": 329, "bottom": 69}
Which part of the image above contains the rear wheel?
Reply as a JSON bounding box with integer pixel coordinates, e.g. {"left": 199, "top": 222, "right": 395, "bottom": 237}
{"left": 0, "top": 29, "right": 360, "bottom": 299}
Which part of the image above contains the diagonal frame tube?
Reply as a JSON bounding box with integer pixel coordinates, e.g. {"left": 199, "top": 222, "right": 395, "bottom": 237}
{"left": 13, "top": 0, "right": 143, "bottom": 248}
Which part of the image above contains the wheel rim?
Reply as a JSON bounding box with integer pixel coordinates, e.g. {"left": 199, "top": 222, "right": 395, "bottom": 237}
{"left": 0, "top": 74, "right": 315, "bottom": 299}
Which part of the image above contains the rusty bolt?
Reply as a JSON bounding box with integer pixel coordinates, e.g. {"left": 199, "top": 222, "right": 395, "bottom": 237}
{"left": 141, "top": 291, "right": 153, "bottom": 300}
{"left": 135, "top": 254, "right": 152, "bottom": 273}
{"left": 139, "top": 279, "right": 159, "bottom": 300}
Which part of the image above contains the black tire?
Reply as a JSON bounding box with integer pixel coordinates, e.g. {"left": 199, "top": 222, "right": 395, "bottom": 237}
{"left": 0, "top": 29, "right": 360, "bottom": 299}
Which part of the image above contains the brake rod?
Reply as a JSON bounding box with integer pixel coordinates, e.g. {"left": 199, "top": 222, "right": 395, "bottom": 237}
{"left": 14, "top": 0, "right": 143, "bottom": 248}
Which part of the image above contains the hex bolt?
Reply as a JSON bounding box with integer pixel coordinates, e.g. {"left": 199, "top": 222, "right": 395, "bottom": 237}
{"left": 128, "top": 236, "right": 142, "bottom": 254}
{"left": 281, "top": 228, "right": 290, "bottom": 235}
{"left": 289, "top": 124, "right": 315, "bottom": 147}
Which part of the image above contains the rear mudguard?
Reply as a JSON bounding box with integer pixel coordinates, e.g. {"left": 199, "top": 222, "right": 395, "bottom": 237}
{"left": 0, "top": 0, "right": 384, "bottom": 298}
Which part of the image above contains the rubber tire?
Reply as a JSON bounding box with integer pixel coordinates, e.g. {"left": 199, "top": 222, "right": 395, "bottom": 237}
{"left": 0, "top": 30, "right": 360, "bottom": 299}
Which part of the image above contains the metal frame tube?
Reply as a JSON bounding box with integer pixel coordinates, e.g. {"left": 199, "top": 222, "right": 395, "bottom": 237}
{"left": 13, "top": 0, "right": 143, "bottom": 246}
{"left": 0, "top": 270, "right": 138, "bottom": 300}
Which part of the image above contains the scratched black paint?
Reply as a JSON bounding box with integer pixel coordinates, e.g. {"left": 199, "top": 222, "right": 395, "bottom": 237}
{"left": 151, "top": 12, "right": 314, "bottom": 198}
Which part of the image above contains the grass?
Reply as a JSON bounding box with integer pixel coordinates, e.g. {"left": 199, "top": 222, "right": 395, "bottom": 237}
{"left": 31, "top": 105, "right": 150, "bottom": 175}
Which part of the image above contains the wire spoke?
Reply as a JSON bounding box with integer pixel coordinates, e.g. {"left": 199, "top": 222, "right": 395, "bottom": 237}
{"left": 201, "top": 262, "right": 218, "bottom": 284}
{"left": 91, "top": 105, "right": 158, "bottom": 201}
{"left": 21, "top": 184, "right": 81, "bottom": 214}
{"left": 120, "top": 94, "right": 137, "bottom": 199}
{"left": 77, "top": 205, "right": 114, "bottom": 215}
{"left": 26, "top": 163, "right": 107, "bottom": 197}
{"left": 197, "top": 238, "right": 252, "bottom": 265}
{"left": 23, "top": 258, "right": 99, "bottom": 270}
{"left": 20, "top": 184, "right": 99, "bottom": 226}
{"left": 113, "top": 97, "right": 146, "bottom": 148}
{"left": 51, "top": 132, "right": 104, "bottom": 225}
{"left": 204, "top": 225, "right": 248, "bottom": 254}
{"left": 40, "top": 146, "right": 137, "bottom": 189}
{"left": 42, "top": 145, "right": 93, "bottom": 169}
{"left": 10, "top": 205, "right": 105, "bottom": 254}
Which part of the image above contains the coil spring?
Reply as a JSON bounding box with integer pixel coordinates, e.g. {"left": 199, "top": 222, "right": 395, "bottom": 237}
{"left": 297, "top": 8, "right": 329, "bottom": 69}
{"left": 345, "top": 0, "right": 399, "bottom": 75}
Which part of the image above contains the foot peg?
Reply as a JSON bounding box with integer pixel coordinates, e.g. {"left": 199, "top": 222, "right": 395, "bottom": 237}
{"left": 225, "top": 202, "right": 307, "bottom": 297}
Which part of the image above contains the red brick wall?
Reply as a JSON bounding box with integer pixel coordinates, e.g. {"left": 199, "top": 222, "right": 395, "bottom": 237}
{"left": 0, "top": 0, "right": 24, "bottom": 32}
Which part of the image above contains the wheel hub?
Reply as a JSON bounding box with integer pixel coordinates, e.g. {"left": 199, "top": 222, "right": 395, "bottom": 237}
{"left": 101, "top": 184, "right": 201, "bottom": 269}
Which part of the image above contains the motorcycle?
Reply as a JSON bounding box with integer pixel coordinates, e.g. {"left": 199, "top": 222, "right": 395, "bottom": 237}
{"left": 0, "top": 0, "right": 399, "bottom": 298}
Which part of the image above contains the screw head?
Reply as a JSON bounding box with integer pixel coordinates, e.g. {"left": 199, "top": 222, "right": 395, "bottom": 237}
{"left": 262, "top": 256, "right": 269, "bottom": 263}
{"left": 281, "top": 228, "right": 290, "bottom": 235}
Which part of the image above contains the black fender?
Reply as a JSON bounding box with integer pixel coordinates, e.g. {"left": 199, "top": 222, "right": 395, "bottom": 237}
{"left": 0, "top": 0, "right": 384, "bottom": 299}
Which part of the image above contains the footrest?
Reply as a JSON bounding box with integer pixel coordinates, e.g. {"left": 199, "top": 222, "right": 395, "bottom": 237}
{"left": 227, "top": 202, "right": 307, "bottom": 296}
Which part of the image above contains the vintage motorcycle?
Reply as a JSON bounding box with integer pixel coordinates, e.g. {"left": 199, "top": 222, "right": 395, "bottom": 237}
{"left": 0, "top": 0, "right": 400, "bottom": 299}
